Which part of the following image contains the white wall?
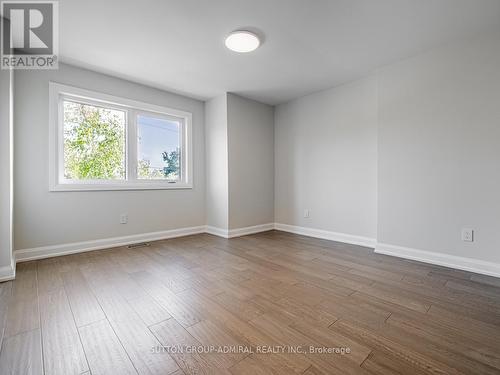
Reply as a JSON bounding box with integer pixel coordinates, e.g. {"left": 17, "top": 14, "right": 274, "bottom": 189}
{"left": 205, "top": 94, "right": 229, "bottom": 230}
{"left": 14, "top": 63, "right": 205, "bottom": 250}
{"left": 10, "top": 31, "right": 500, "bottom": 275}
{"left": 274, "top": 76, "right": 378, "bottom": 240}
{"left": 377, "top": 31, "right": 500, "bottom": 264}
{"left": 0, "top": 68, "right": 14, "bottom": 279}
{"left": 274, "top": 30, "right": 500, "bottom": 272}
{"left": 227, "top": 94, "right": 274, "bottom": 229}
{"left": 205, "top": 93, "right": 275, "bottom": 231}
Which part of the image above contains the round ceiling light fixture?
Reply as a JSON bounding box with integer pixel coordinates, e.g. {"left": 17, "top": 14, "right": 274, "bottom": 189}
{"left": 225, "top": 30, "right": 260, "bottom": 53}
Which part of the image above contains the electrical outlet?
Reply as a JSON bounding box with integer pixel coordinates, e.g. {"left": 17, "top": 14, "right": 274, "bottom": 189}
{"left": 303, "top": 209, "right": 310, "bottom": 218}
{"left": 461, "top": 228, "right": 473, "bottom": 242}
{"left": 120, "top": 214, "right": 128, "bottom": 224}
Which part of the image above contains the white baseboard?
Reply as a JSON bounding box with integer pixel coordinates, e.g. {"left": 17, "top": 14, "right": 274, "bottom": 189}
{"left": 205, "top": 226, "right": 229, "bottom": 238}
{"left": 12, "top": 222, "right": 500, "bottom": 279}
{"left": 229, "top": 223, "right": 275, "bottom": 238}
{"left": 274, "top": 223, "right": 376, "bottom": 248}
{"left": 15, "top": 225, "right": 206, "bottom": 263}
{"left": 0, "top": 257, "right": 16, "bottom": 282}
{"left": 15, "top": 223, "right": 274, "bottom": 263}
{"left": 375, "top": 243, "right": 500, "bottom": 278}
{"left": 206, "top": 223, "right": 275, "bottom": 239}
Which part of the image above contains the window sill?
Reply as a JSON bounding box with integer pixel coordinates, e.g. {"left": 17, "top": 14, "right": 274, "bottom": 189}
{"left": 49, "top": 182, "right": 193, "bottom": 192}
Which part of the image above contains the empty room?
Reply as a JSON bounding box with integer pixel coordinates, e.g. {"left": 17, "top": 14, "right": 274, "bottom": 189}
{"left": 1, "top": 0, "right": 500, "bottom": 374}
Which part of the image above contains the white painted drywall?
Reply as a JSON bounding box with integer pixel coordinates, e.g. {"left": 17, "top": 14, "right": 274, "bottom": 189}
{"left": 377, "top": 31, "right": 500, "bottom": 263}
{"left": 205, "top": 93, "right": 275, "bottom": 231}
{"left": 0, "top": 68, "right": 14, "bottom": 272}
{"left": 11, "top": 30, "right": 500, "bottom": 273}
{"left": 227, "top": 94, "right": 274, "bottom": 229}
{"left": 205, "top": 94, "right": 229, "bottom": 230}
{"left": 274, "top": 76, "right": 378, "bottom": 239}
{"left": 275, "top": 30, "right": 500, "bottom": 266}
{"left": 14, "top": 63, "right": 205, "bottom": 250}
{"left": 59, "top": 0, "right": 500, "bottom": 105}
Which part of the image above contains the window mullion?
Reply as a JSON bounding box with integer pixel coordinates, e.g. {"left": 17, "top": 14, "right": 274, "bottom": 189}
{"left": 127, "top": 109, "right": 138, "bottom": 181}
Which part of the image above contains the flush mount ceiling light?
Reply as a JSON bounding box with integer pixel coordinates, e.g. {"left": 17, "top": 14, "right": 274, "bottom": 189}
{"left": 225, "top": 30, "right": 260, "bottom": 53}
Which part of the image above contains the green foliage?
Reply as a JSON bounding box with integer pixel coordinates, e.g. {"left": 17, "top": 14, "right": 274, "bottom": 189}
{"left": 162, "top": 148, "right": 180, "bottom": 179}
{"left": 64, "top": 102, "right": 125, "bottom": 180}
{"left": 64, "top": 101, "right": 180, "bottom": 182}
{"left": 137, "top": 159, "right": 164, "bottom": 179}
{"left": 137, "top": 148, "right": 179, "bottom": 180}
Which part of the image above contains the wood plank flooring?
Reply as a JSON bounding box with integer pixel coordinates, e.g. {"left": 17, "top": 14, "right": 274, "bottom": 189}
{"left": 1, "top": 230, "right": 500, "bottom": 374}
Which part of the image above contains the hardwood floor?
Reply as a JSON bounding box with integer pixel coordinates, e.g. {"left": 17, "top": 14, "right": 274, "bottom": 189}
{"left": 1, "top": 230, "right": 500, "bottom": 374}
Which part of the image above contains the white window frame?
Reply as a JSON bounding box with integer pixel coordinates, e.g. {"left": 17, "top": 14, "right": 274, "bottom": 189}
{"left": 49, "top": 82, "right": 193, "bottom": 191}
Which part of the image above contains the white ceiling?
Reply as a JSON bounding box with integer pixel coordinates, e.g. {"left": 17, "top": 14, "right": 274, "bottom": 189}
{"left": 60, "top": 0, "right": 500, "bottom": 105}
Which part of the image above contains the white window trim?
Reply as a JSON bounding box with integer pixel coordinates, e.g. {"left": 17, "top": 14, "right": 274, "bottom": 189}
{"left": 49, "top": 82, "right": 193, "bottom": 191}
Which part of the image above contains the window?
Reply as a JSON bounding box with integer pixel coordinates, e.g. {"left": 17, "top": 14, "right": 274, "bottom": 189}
{"left": 49, "top": 83, "right": 192, "bottom": 191}
{"left": 137, "top": 114, "right": 181, "bottom": 181}
{"left": 63, "top": 100, "right": 127, "bottom": 181}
